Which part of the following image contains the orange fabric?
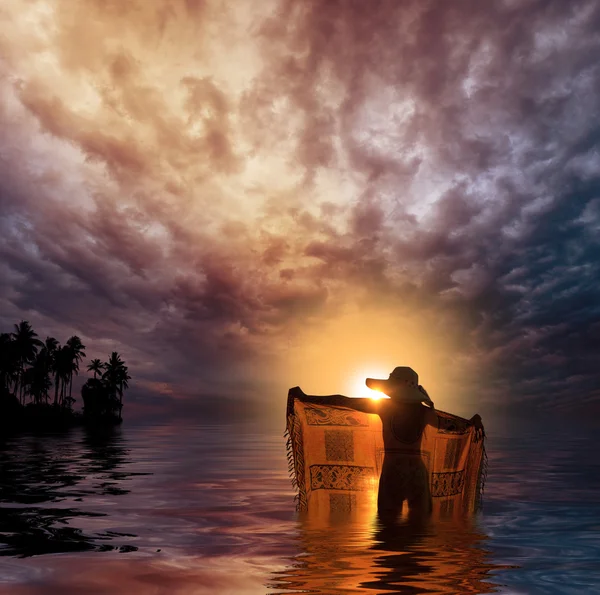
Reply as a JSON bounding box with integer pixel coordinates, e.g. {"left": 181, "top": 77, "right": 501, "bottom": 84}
{"left": 286, "top": 394, "right": 486, "bottom": 519}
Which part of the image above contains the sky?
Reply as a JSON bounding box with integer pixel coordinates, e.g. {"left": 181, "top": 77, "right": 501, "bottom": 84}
{"left": 0, "top": 0, "right": 599, "bottom": 421}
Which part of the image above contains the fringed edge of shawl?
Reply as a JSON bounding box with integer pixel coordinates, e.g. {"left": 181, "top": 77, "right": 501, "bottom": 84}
{"left": 285, "top": 405, "right": 307, "bottom": 512}
{"left": 475, "top": 441, "right": 488, "bottom": 511}
{"left": 284, "top": 424, "right": 297, "bottom": 490}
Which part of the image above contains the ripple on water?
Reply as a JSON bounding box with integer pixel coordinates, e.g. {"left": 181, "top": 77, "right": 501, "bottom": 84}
{"left": 0, "top": 420, "right": 599, "bottom": 594}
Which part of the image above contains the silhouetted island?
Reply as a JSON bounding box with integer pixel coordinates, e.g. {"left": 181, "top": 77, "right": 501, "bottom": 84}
{"left": 0, "top": 320, "right": 130, "bottom": 431}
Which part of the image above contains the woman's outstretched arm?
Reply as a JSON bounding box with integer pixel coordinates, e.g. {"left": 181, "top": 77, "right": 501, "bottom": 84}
{"left": 288, "top": 386, "right": 382, "bottom": 414}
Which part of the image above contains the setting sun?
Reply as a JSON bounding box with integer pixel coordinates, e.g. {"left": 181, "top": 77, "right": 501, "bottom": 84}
{"left": 350, "top": 368, "right": 390, "bottom": 400}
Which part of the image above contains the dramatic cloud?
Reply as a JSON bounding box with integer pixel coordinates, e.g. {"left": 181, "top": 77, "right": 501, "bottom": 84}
{"left": 1, "top": 0, "right": 599, "bottom": 417}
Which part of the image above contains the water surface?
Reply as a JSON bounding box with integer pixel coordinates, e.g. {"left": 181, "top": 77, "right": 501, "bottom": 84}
{"left": 0, "top": 417, "right": 599, "bottom": 594}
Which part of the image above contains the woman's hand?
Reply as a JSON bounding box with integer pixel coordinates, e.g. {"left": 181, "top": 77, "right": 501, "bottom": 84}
{"left": 469, "top": 414, "right": 485, "bottom": 442}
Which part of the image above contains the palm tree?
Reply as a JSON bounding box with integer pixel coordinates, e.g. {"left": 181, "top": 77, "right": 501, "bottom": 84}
{"left": 116, "top": 364, "right": 131, "bottom": 420}
{"left": 102, "top": 352, "right": 130, "bottom": 420}
{"left": 40, "top": 337, "right": 59, "bottom": 405}
{"left": 11, "top": 321, "right": 42, "bottom": 404}
{"left": 87, "top": 359, "right": 104, "bottom": 380}
{"left": 0, "top": 333, "right": 17, "bottom": 397}
{"left": 102, "top": 352, "right": 123, "bottom": 399}
{"left": 53, "top": 345, "right": 69, "bottom": 406}
{"left": 43, "top": 336, "right": 59, "bottom": 359}
{"left": 23, "top": 351, "right": 53, "bottom": 405}
{"left": 65, "top": 336, "right": 86, "bottom": 405}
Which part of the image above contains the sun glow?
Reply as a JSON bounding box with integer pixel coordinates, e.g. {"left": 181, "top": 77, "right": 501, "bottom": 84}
{"left": 350, "top": 368, "right": 390, "bottom": 400}
{"left": 287, "top": 302, "right": 471, "bottom": 412}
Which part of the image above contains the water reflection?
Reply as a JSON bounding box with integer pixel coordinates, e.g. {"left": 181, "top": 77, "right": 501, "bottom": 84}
{"left": 0, "top": 426, "right": 147, "bottom": 557}
{"left": 369, "top": 517, "right": 500, "bottom": 594}
{"left": 270, "top": 491, "right": 506, "bottom": 594}
{"left": 1, "top": 420, "right": 600, "bottom": 593}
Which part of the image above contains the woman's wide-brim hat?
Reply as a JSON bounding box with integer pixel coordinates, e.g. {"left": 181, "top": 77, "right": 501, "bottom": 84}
{"left": 366, "top": 366, "right": 432, "bottom": 404}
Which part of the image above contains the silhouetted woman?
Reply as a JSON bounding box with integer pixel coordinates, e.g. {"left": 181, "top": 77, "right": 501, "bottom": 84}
{"left": 296, "top": 367, "right": 484, "bottom": 523}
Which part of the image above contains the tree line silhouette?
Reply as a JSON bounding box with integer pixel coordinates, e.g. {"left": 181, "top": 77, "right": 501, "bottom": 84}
{"left": 0, "top": 320, "right": 130, "bottom": 425}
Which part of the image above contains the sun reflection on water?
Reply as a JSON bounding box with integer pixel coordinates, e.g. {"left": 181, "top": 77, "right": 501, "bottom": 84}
{"left": 1, "top": 420, "right": 600, "bottom": 594}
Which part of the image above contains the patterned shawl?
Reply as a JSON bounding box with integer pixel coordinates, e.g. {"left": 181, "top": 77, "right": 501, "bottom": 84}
{"left": 286, "top": 389, "right": 487, "bottom": 518}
